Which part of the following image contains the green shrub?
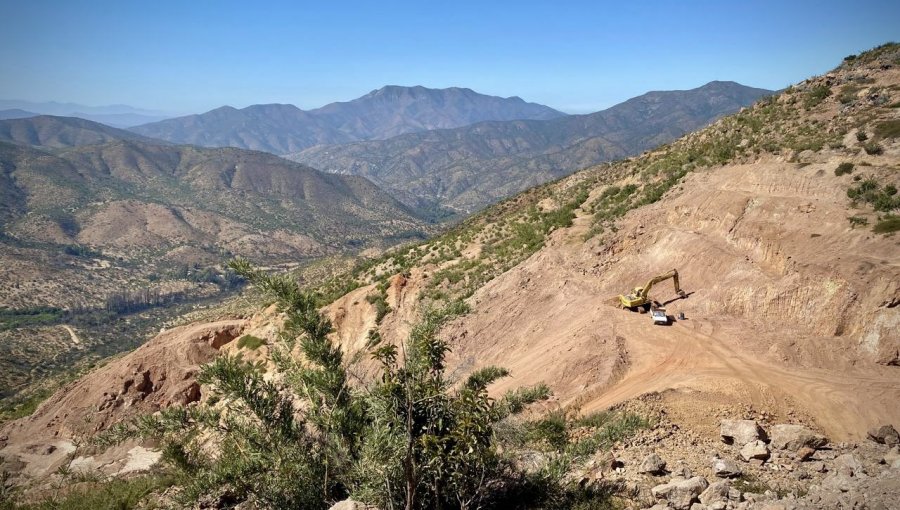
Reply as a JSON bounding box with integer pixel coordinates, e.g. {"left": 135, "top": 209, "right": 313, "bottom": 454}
{"left": 804, "top": 85, "right": 832, "bottom": 108}
{"left": 236, "top": 335, "right": 265, "bottom": 350}
{"left": 863, "top": 142, "right": 883, "bottom": 155}
{"left": 834, "top": 162, "right": 854, "bottom": 176}
{"left": 365, "top": 281, "right": 392, "bottom": 324}
{"left": 856, "top": 131, "right": 869, "bottom": 142}
{"left": 848, "top": 216, "right": 868, "bottom": 228}
{"left": 525, "top": 410, "right": 570, "bottom": 450}
{"left": 3, "top": 474, "right": 174, "bottom": 510}
{"left": 874, "top": 215, "right": 900, "bottom": 234}
{"left": 875, "top": 120, "right": 900, "bottom": 139}
{"left": 839, "top": 85, "right": 860, "bottom": 104}
{"left": 848, "top": 179, "right": 900, "bottom": 212}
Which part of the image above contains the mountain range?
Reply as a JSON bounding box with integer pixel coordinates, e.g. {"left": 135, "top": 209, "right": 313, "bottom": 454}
{"left": 0, "top": 100, "right": 173, "bottom": 128}
{"left": 129, "top": 86, "right": 565, "bottom": 153}
{"left": 288, "top": 81, "right": 773, "bottom": 211}
{"left": 0, "top": 116, "right": 427, "bottom": 270}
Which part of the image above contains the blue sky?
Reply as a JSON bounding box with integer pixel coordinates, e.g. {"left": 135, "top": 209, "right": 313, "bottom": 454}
{"left": 0, "top": 1, "right": 897, "bottom": 114}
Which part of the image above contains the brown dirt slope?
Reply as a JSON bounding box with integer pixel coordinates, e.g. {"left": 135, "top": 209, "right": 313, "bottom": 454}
{"left": 0, "top": 320, "right": 245, "bottom": 478}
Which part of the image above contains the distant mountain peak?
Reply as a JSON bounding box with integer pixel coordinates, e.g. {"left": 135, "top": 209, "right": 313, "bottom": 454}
{"left": 209, "top": 105, "right": 238, "bottom": 113}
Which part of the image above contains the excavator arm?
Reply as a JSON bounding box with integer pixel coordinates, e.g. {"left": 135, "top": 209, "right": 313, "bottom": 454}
{"left": 619, "top": 269, "right": 686, "bottom": 309}
{"left": 640, "top": 269, "right": 681, "bottom": 301}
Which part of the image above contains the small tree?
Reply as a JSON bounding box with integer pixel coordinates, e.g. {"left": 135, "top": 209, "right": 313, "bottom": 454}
{"left": 355, "top": 302, "right": 549, "bottom": 510}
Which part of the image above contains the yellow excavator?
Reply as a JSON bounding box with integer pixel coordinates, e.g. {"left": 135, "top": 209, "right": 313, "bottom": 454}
{"left": 618, "top": 269, "right": 686, "bottom": 311}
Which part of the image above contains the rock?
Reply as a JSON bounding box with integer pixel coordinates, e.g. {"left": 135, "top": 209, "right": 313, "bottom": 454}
{"left": 796, "top": 446, "right": 815, "bottom": 461}
{"left": 883, "top": 447, "right": 900, "bottom": 465}
{"left": 328, "top": 500, "right": 378, "bottom": 510}
{"left": 740, "top": 440, "right": 770, "bottom": 461}
{"left": 720, "top": 419, "right": 765, "bottom": 445}
{"left": 699, "top": 480, "right": 730, "bottom": 505}
{"left": 822, "top": 472, "right": 853, "bottom": 492}
{"left": 652, "top": 477, "right": 709, "bottom": 510}
{"left": 690, "top": 504, "right": 708, "bottom": 510}
{"left": 596, "top": 450, "right": 622, "bottom": 471}
{"left": 833, "top": 453, "right": 865, "bottom": 477}
{"left": 712, "top": 458, "right": 742, "bottom": 478}
{"left": 639, "top": 453, "right": 668, "bottom": 475}
{"left": 808, "top": 461, "right": 827, "bottom": 473}
{"left": 769, "top": 424, "right": 827, "bottom": 451}
{"left": 867, "top": 424, "right": 900, "bottom": 446}
{"left": 672, "top": 465, "right": 693, "bottom": 478}
{"left": 754, "top": 504, "right": 790, "bottom": 510}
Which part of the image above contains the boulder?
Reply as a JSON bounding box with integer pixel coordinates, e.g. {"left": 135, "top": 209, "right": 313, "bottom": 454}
{"left": 329, "top": 500, "right": 378, "bottom": 510}
{"left": 882, "top": 446, "right": 900, "bottom": 465}
{"left": 833, "top": 453, "right": 865, "bottom": 477}
{"left": 720, "top": 419, "right": 765, "bottom": 445}
{"left": 769, "top": 424, "right": 827, "bottom": 451}
{"left": 698, "top": 480, "right": 731, "bottom": 505}
{"left": 867, "top": 424, "right": 900, "bottom": 446}
{"left": 740, "top": 440, "right": 770, "bottom": 461}
{"left": 652, "top": 477, "right": 710, "bottom": 510}
{"left": 796, "top": 446, "right": 816, "bottom": 461}
{"left": 638, "top": 453, "right": 668, "bottom": 475}
{"left": 712, "top": 458, "right": 742, "bottom": 478}
{"left": 822, "top": 472, "right": 853, "bottom": 492}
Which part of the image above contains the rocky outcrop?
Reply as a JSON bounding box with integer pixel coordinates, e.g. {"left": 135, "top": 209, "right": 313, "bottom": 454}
{"left": 0, "top": 319, "right": 246, "bottom": 480}
{"left": 867, "top": 424, "right": 900, "bottom": 446}
{"left": 328, "top": 500, "right": 379, "bottom": 510}
{"left": 740, "top": 440, "right": 770, "bottom": 461}
{"left": 639, "top": 453, "right": 668, "bottom": 475}
{"left": 712, "top": 458, "right": 742, "bottom": 478}
{"left": 651, "top": 476, "right": 709, "bottom": 509}
{"left": 720, "top": 420, "right": 765, "bottom": 445}
{"left": 769, "top": 425, "right": 827, "bottom": 452}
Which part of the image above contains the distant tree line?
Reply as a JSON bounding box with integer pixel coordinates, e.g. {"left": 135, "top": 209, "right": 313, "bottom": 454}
{"left": 167, "top": 264, "right": 245, "bottom": 289}
{"left": 62, "top": 244, "right": 102, "bottom": 258}
{"left": 104, "top": 287, "right": 185, "bottom": 315}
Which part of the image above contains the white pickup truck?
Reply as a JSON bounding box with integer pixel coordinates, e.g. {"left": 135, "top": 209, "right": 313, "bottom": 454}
{"left": 650, "top": 308, "right": 669, "bottom": 325}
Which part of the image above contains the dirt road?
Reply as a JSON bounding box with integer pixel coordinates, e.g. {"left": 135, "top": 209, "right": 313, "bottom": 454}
{"left": 581, "top": 308, "right": 900, "bottom": 440}
{"left": 61, "top": 325, "right": 80, "bottom": 345}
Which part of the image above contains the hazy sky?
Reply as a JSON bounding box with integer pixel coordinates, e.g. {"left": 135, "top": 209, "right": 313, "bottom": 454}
{"left": 1, "top": 0, "right": 897, "bottom": 114}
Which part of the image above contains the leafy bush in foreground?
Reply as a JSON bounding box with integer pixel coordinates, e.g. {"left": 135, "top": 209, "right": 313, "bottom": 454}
{"left": 100, "top": 260, "right": 558, "bottom": 509}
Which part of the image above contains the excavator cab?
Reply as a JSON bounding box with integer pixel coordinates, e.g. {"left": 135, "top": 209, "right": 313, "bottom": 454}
{"left": 620, "top": 287, "right": 646, "bottom": 309}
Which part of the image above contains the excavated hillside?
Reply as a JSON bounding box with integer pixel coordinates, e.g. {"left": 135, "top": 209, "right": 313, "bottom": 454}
{"left": 319, "top": 45, "right": 900, "bottom": 443}
{"left": 2, "top": 45, "right": 899, "bottom": 505}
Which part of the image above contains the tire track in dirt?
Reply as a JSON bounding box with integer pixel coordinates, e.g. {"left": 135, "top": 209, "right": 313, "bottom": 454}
{"left": 581, "top": 307, "right": 900, "bottom": 440}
